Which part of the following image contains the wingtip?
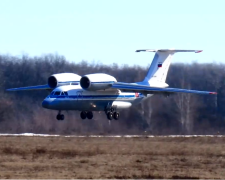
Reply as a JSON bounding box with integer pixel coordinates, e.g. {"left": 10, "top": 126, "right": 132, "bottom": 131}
{"left": 135, "top": 49, "right": 145, "bottom": 52}
{"left": 209, "top": 92, "right": 217, "bottom": 95}
{"left": 195, "top": 50, "right": 203, "bottom": 53}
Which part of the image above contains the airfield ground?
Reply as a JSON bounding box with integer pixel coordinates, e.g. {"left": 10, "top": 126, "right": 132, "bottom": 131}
{"left": 0, "top": 136, "right": 225, "bottom": 179}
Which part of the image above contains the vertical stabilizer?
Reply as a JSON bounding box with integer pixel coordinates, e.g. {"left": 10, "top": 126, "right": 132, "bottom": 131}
{"left": 136, "top": 49, "right": 202, "bottom": 87}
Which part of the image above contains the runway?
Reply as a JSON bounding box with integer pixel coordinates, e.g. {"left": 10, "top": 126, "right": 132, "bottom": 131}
{"left": 0, "top": 133, "right": 223, "bottom": 138}
{"left": 0, "top": 132, "right": 224, "bottom": 178}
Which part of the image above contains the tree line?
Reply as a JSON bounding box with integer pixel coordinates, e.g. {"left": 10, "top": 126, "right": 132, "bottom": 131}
{"left": 0, "top": 53, "right": 224, "bottom": 135}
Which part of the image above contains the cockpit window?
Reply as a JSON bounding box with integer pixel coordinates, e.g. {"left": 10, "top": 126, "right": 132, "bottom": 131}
{"left": 62, "top": 92, "right": 68, "bottom": 96}
{"left": 50, "top": 91, "right": 68, "bottom": 96}
{"left": 54, "top": 91, "right": 61, "bottom": 96}
{"left": 60, "top": 91, "right": 68, "bottom": 96}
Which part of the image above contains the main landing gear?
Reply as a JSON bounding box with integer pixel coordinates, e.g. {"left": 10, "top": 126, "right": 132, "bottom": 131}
{"left": 105, "top": 107, "right": 120, "bottom": 120}
{"left": 56, "top": 111, "right": 64, "bottom": 121}
{"left": 80, "top": 111, "right": 93, "bottom": 120}
{"left": 56, "top": 110, "right": 119, "bottom": 121}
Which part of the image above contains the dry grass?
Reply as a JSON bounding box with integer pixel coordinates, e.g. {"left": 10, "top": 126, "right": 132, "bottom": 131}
{"left": 0, "top": 136, "right": 225, "bottom": 178}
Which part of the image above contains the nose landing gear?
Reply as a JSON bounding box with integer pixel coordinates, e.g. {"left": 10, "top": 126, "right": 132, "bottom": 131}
{"left": 56, "top": 111, "right": 64, "bottom": 121}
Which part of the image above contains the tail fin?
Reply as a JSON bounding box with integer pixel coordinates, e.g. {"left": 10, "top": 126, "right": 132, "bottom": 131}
{"left": 136, "top": 49, "right": 202, "bottom": 87}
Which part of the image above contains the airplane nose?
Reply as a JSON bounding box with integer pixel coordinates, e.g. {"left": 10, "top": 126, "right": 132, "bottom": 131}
{"left": 42, "top": 99, "right": 50, "bottom": 108}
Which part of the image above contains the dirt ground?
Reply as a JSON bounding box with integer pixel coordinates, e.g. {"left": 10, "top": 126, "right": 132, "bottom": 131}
{"left": 0, "top": 136, "right": 225, "bottom": 179}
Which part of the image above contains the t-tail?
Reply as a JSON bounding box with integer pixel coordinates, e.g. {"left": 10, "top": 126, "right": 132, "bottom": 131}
{"left": 136, "top": 49, "right": 202, "bottom": 87}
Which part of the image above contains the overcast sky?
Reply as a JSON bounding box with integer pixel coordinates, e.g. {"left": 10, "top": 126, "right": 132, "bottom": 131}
{"left": 0, "top": 0, "right": 224, "bottom": 66}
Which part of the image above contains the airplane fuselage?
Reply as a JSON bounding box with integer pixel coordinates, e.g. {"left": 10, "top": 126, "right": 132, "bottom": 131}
{"left": 42, "top": 85, "right": 148, "bottom": 111}
{"left": 7, "top": 49, "right": 214, "bottom": 121}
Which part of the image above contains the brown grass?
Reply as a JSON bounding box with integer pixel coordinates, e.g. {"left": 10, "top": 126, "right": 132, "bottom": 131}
{"left": 0, "top": 136, "right": 224, "bottom": 178}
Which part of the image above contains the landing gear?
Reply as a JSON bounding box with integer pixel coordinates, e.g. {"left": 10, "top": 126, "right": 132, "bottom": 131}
{"left": 56, "top": 111, "right": 64, "bottom": 121}
{"left": 113, "top": 112, "right": 120, "bottom": 120}
{"left": 87, "top": 111, "right": 93, "bottom": 119}
{"left": 80, "top": 111, "right": 93, "bottom": 120}
{"left": 105, "top": 107, "right": 120, "bottom": 120}
{"left": 80, "top": 111, "right": 87, "bottom": 119}
{"left": 107, "top": 112, "right": 113, "bottom": 120}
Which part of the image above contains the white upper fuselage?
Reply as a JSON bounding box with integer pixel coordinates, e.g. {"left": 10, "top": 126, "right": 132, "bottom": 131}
{"left": 42, "top": 84, "right": 147, "bottom": 111}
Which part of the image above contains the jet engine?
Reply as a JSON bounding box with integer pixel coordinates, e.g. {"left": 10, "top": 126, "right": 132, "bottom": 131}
{"left": 48, "top": 73, "right": 81, "bottom": 88}
{"left": 80, "top": 73, "right": 117, "bottom": 91}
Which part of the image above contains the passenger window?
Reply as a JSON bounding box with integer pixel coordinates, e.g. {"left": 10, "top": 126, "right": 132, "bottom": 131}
{"left": 64, "top": 92, "right": 68, "bottom": 96}
{"left": 54, "top": 91, "right": 61, "bottom": 96}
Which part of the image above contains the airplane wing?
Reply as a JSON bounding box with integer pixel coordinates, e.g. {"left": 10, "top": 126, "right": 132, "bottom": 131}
{"left": 7, "top": 84, "right": 51, "bottom": 91}
{"left": 111, "top": 82, "right": 217, "bottom": 95}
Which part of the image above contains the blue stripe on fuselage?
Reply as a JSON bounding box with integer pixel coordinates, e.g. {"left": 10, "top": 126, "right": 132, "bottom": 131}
{"left": 49, "top": 95, "right": 137, "bottom": 99}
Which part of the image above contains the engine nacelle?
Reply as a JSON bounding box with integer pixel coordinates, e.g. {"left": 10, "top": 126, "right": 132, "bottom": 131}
{"left": 48, "top": 73, "right": 81, "bottom": 88}
{"left": 80, "top": 73, "right": 117, "bottom": 91}
{"left": 112, "top": 101, "right": 132, "bottom": 109}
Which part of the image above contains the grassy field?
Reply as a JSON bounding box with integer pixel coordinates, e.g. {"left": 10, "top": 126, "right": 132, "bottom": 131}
{"left": 0, "top": 136, "right": 225, "bottom": 179}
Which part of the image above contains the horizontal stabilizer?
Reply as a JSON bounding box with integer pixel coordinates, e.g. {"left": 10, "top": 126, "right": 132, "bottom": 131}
{"left": 136, "top": 49, "right": 202, "bottom": 53}
{"left": 111, "top": 82, "right": 217, "bottom": 95}
{"left": 7, "top": 84, "right": 51, "bottom": 91}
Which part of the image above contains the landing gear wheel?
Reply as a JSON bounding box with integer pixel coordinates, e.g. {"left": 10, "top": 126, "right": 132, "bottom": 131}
{"left": 56, "top": 114, "right": 61, "bottom": 120}
{"left": 60, "top": 114, "right": 64, "bottom": 120}
{"left": 56, "top": 114, "right": 64, "bottom": 121}
{"left": 107, "top": 112, "right": 113, "bottom": 120}
{"left": 80, "top": 111, "right": 87, "bottom": 120}
{"left": 113, "top": 112, "right": 120, "bottom": 120}
{"left": 87, "top": 111, "right": 93, "bottom": 119}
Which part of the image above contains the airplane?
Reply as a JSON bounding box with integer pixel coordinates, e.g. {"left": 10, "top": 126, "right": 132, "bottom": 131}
{"left": 7, "top": 49, "right": 217, "bottom": 121}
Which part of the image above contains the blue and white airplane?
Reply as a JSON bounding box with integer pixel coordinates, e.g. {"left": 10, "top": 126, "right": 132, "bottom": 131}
{"left": 7, "top": 49, "right": 217, "bottom": 121}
